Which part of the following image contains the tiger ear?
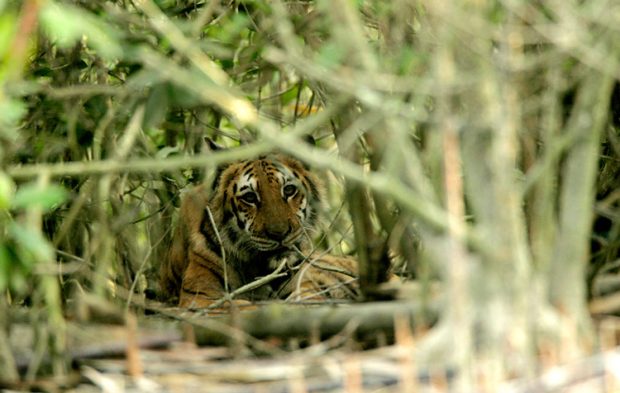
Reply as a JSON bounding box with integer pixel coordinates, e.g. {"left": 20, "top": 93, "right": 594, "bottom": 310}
{"left": 204, "top": 137, "right": 225, "bottom": 152}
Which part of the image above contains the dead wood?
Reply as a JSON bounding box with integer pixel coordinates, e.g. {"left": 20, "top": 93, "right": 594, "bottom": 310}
{"left": 9, "top": 322, "right": 181, "bottom": 373}
{"left": 4, "top": 300, "right": 435, "bottom": 380}
{"left": 185, "top": 300, "right": 437, "bottom": 346}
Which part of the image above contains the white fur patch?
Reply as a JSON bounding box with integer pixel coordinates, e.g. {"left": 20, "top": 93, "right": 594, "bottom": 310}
{"left": 238, "top": 173, "right": 258, "bottom": 196}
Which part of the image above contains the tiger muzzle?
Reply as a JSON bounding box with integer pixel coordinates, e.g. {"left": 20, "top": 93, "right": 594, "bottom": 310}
{"left": 265, "top": 221, "right": 291, "bottom": 242}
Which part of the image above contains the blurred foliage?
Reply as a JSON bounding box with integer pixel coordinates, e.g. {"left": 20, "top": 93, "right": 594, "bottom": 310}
{"left": 0, "top": 0, "right": 619, "bottom": 385}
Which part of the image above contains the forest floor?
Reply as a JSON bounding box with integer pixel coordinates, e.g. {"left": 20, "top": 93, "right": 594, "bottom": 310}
{"left": 4, "top": 300, "right": 620, "bottom": 393}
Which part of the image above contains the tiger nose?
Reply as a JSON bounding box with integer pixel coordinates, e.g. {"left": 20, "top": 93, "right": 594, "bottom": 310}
{"left": 265, "top": 222, "right": 290, "bottom": 242}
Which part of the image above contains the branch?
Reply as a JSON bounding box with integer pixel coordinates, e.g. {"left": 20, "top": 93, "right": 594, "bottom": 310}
{"left": 189, "top": 301, "right": 437, "bottom": 346}
{"left": 7, "top": 142, "right": 272, "bottom": 179}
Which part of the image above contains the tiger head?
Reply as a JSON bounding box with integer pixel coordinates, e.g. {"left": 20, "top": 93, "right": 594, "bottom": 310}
{"left": 209, "top": 154, "right": 322, "bottom": 262}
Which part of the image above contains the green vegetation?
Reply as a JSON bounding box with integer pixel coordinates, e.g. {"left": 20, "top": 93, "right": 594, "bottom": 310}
{"left": 1, "top": 0, "right": 619, "bottom": 390}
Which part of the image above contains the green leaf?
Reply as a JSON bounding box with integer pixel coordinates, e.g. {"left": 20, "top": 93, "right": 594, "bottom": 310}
{"left": 397, "top": 47, "right": 418, "bottom": 75}
{"left": 143, "top": 84, "right": 170, "bottom": 130}
{"left": 0, "top": 244, "right": 26, "bottom": 293}
{"left": 168, "top": 79, "right": 202, "bottom": 107}
{"left": 156, "top": 146, "right": 181, "bottom": 158}
{"left": 316, "top": 42, "right": 344, "bottom": 68}
{"left": 39, "top": 1, "right": 122, "bottom": 60}
{"left": 0, "top": 11, "right": 16, "bottom": 59}
{"left": 12, "top": 183, "right": 67, "bottom": 211}
{"left": 0, "top": 97, "right": 26, "bottom": 131}
{"left": 0, "top": 171, "right": 15, "bottom": 209}
{"left": 127, "top": 68, "right": 166, "bottom": 89}
{"left": 221, "top": 13, "right": 249, "bottom": 42}
{"left": 9, "top": 222, "right": 54, "bottom": 264}
{"left": 280, "top": 85, "right": 300, "bottom": 106}
{"left": 0, "top": 244, "right": 11, "bottom": 291}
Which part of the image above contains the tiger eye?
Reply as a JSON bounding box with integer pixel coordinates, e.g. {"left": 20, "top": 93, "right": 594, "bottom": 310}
{"left": 283, "top": 184, "right": 297, "bottom": 198}
{"left": 240, "top": 192, "right": 258, "bottom": 204}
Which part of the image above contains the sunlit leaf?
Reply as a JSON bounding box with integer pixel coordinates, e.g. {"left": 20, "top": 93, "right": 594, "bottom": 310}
{"left": 280, "top": 85, "right": 300, "bottom": 106}
{"left": 0, "top": 171, "right": 15, "bottom": 209}
{"left": 0, "top": 11, "right": 16, "bottom": 60}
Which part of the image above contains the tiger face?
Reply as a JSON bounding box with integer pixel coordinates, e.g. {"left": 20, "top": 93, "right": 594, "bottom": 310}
{"left": 211, "top": 154, "right": 322, "bottom": 260}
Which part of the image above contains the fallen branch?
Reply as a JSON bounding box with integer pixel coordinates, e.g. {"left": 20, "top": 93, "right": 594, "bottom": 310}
{"left": 4, "top": 299, "right": 437, "bottom": 378}
{"left": 186, "top": 300, "right": 438, "bottom": 346}
{"left": 8, "top": 322, "right": 181, "bottom": 373}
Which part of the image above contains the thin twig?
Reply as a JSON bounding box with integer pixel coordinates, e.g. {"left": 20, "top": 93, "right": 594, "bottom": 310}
{"left": 205, "top": 257, "right": 292, "bottom": 310}
{"left": 205, "top": 205, "right": 228, "bottom": 293}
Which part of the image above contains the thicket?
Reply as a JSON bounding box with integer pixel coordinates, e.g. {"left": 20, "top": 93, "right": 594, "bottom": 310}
{"left": 1, "top": 0, "right": 619, "bottom": 390}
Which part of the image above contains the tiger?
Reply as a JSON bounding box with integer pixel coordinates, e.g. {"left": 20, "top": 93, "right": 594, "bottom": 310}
{"left": 159, "top": 149, "right": 359, "bottom": 308}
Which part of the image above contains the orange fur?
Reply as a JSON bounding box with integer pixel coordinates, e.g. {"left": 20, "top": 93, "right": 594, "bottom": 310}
{"left": 159, "top": 154, "right": 359, "bottom": 308}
